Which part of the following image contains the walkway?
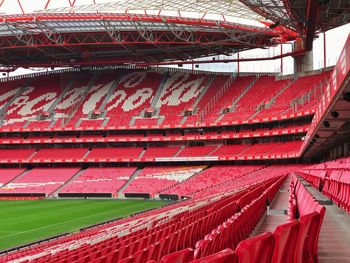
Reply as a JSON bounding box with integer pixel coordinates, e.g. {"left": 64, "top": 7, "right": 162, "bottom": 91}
{"left": 298, "top": 178, "right": 350, "bottom": 263}
{"left": 257, "top": 177, "right": 289, "bottom": 234}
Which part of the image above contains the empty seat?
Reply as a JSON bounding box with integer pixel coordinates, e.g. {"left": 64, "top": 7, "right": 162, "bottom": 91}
{"left": 235, "top": 232, "right": 275, "bottom": 263}
{"left": 190, "top": 248, "right": 236, "bottom": 263}
{"left": 272, "top": 220, "right": 300, "bottom": 263}
{"left": 160, "top": 248, "right": 194, "bottom": 263}
{"left": 294, "top": 212, "right": 320, "bottom": 263}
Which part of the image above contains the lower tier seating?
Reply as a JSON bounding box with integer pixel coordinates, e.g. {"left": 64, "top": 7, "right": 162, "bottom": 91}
{"left": 0, "top": 168, "right": 80, "bottom": 195}
{"left": 297, "top": 156, "right": 350, "bottom": 213}
{"left": 58, "top": 167, "right": 137, "bottom": 194}
{"left": 122, "top": 166, "right": 205, "bottom": 195}
{"left": 0, "top": 168, "right": 25, "bottom": 187}
{"left": 0, "top": 165, "right": 326, "bottom": 263}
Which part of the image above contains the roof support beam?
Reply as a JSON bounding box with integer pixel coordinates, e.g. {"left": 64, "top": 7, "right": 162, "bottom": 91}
{"left": 304, "top": 0, "right": 319, "bottom": 50}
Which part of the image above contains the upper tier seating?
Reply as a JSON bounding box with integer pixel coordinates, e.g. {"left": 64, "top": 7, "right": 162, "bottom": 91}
{"left": 206, "top": 76, "right": 254, "bottom": 122}
{"left": 52, "top": 74, "right": 93, "bottom": 128}
{"left": 0, "top": 168, "right": 80, "bottom": 195}
{"left": 156, "top": 72, "right": 209, "bottom": 125}
{"left": 0, "top": 80, "right": 24, "bottom": 111}
{"left": 183, "top": 75, "right": 231, "bottom": 125}
{"left": 220, "top": 76, "right": 290, "bottom": 122}
{"left": 0, "top": 69, "right": 329, "bottom": 131}
{"left": 122, "top": 166, "right": 205, "bottom": 195}
{"left": 59, "top": 167, "right": 136, "bottom": 194}
{"left": 256, "top": 71, "right": 331, "bottom": 119}
{"left": 105, "top": 71, "right": 163, "bottom": 126}
{"left": 3, "top": 75, "right": 63, "bottom": 127}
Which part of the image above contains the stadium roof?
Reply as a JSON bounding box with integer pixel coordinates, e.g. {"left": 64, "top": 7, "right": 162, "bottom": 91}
{"left": 0, "top": 0, "right": 348, "bottom": 68}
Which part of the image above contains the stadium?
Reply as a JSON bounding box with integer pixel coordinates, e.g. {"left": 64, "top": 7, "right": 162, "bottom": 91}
{"left": 0, "top": 0, "right": 349, "bottom": 262}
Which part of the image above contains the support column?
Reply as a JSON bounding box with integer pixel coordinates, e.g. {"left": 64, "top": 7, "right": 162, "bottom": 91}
{"left": 344, "top": 142, "right": 349, "bottom": 156}
{"left": 280, "top": 45, "right": 283, "bottom": 73}
{"left": 294, "top": 50, "right": 313, "bottom": 73}
{"left": 237, "top": 52, "right": 240, "bottom": 75}
{"left": 324, "top": 32, "right": 327, "bottom": 68}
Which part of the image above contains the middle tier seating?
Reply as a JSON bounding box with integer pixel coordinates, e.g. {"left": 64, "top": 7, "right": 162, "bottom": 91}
{"left": 32, "top": 148, "right": 89, "bottom": 161}
{"left": 0, "top": 140, "right": 303, "bottom": 163}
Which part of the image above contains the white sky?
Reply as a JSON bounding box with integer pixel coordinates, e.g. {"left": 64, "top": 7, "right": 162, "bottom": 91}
{"left": 0, "top": 0, "right": 349, "bottom": 76}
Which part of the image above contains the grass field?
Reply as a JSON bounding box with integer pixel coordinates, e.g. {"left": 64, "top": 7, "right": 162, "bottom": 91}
{"left": 0, "top": 199, "right": 167, "bottom": 251}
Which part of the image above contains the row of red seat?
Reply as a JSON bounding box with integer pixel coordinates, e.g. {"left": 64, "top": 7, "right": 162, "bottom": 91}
{"left": 297, "top": 156, "right": 350, "bottom": 213}
{"left": 157, "top": 175, "right": 325, "bottom": 263}
{"left": 89, "top": 181, "right": 276, "bottom": 263}
{"left": 288, "top": 175, "right": 325, "bottom": 262}
{"left": 0, "top": 167, "right": 284, "bottom": 263}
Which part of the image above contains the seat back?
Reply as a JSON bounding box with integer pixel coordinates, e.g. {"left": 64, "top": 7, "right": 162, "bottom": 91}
{"left": 160, "top": 248, "right": 194, "bottom": 263}
{"left": 190, "top": 248, "right": 236, "bottom": 263}
{"left": 235, "top": 232, "right": 275, "bottom": 263}
{"left": 294, "top": 212, "right": 320, "bottom": 263}
{"left": 272, "top": 220, "right": 300, "bottom": 263}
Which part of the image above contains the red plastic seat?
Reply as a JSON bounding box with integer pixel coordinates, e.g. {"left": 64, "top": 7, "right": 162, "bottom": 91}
{"left": 160, "top": 248, "right": 194, "bottom": 263}
{"left": 190, "top": 248, "right": 236, "bottom": 263}
{"left": 235, "top": 232, "right": 275, "bottom": 263}
{"left": 294, "top": 212, "right": 320, "bottom": 263}
{"left": 272, "top": 220, "right": 300, "bottom": 263}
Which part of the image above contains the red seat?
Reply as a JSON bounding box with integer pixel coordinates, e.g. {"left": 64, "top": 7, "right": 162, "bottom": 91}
{"left": 294, "top": 212, "right": 320, "bottom": 263}
{"left": 235, "top": 232, "right": 275, "bottom": 263}
{"left": 190, "top": 248, "right": 236, "bottom": 263}
{"left": 160, "top": 248, "right": 194, "bottom": 263}
{"left": 272, "top": 220, "right": 300, "bottom": 263}
{"left": 118, "top": 256, "right": 134, "bottom": 263}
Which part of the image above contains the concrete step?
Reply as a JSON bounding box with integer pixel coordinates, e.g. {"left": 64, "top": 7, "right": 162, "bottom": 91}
{"left": 117, "top": 169, "right": 142, "bottom": 195}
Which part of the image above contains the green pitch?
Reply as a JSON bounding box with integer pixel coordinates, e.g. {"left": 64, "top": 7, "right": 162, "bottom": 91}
{"left": 0, "top": 199, "right": 167, "bottom": 251}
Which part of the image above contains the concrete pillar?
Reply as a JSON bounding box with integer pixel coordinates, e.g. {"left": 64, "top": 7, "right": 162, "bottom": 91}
{"left": 338, "top": 145, "right": 344, "bottom": 158}
{"left": 294, "top": 50, "right": 313, "bottom": 73}
{"left": 344, "top": 142, "right": 349, "bottom": 156}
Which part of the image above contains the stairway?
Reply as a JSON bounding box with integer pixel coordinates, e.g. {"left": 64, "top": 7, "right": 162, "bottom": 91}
{"left": 0, "top": 86, "right": 26, "bottom": 125}
{"left": 214, "top": 76, "right": 258, "bottom": 123}
{"left": 49, "top": 168, "right": 86, "bottom": 198}
{"left": 150, "top": 71, "right": 169, "bottom": 109}
{"left": 191, "top": 75, "right": 216, "bottom": 109}
{"left": 231, "top": 76, "right": 258, "bottom": 110}
{"left": 117, "top": 169, "right": 142, "bottom": 195}
{"left": 179, "top": 75, "right": 216, "bottom": 125}
{"left": 98, "top": 70, "right": 124, "bottom": 112}
{"left": 48, "top": 75, "right": 78, "bottom": 114}
{"left": 257, "top": 177, "right": 290, "bottom": 234}
{"left": 159, "top": 166, "right": 208, "bottom": 194}
{"left": 266, "top": 78, "right": 296, "bottom": 108}
{"left": 64, "top": 73, "right": 97, "bottom": 126}
{"left": 297, "top": 177, "right": 350, "bottom": 263}
{"left": 173, "top": 146, "right": 185, "bottom": 157}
